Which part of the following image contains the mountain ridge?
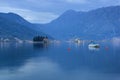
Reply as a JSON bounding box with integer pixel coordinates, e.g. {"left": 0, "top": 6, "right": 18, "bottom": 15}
{"left": 0, "top": 12, "right": 49, "bottom": 41}
{"left": 39, "top": 6, "right": 120, "bottom": 40}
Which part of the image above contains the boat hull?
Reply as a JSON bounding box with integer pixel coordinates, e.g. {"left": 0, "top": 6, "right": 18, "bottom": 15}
{"left": 88, "top": 44, "right": 100, "bottom": 48}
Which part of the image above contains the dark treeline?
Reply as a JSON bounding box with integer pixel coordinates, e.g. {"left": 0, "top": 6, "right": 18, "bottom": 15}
{"left": 33, "top": 36, "right": 48, "bottom": 42}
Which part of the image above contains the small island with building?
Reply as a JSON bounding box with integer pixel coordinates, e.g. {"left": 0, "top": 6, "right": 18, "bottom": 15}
{"left": 33, "top": 36, "right": 49, "bottom": 43}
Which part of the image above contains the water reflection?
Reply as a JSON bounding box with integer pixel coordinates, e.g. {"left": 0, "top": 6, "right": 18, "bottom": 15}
{"left": 0, "top": 57, "right": 120, "bottom": 80}
{"left": 112, "top": 38, "right": 120, "bottom": 47}
{"left": 0, "top": 42, "right": 120, "bottom": 80}
{"left": 33, "top": 43, "right": 49, "bottom": 49}
{"left": 0, "top": 43, "right": 48, "bottom": 71}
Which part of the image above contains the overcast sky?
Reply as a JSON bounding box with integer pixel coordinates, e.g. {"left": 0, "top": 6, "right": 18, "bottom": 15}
{"left": 0, "top": 0, "right": 120, "bottom": 23}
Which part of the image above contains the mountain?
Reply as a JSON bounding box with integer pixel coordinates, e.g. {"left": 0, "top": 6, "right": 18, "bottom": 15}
{"left": 40, "top": 6, "right": 120, "bottom": 40}
{"left": 0, "top": 12, "right": 48, "bottom": 41}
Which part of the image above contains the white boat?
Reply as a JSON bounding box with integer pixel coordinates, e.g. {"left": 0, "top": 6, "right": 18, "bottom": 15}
{"left": 88, "top": 43, "right": 100, "bottom": 48}
{"left": 88, "top": 46, "right": 99, "bottom": 51}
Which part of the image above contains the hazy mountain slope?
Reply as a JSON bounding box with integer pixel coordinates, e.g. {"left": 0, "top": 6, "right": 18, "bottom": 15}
{"left": 0, "top": 12, "right": 48, "bottom": 41}
{"left": 40, "top": 6, "right": 120, "bottom": 40}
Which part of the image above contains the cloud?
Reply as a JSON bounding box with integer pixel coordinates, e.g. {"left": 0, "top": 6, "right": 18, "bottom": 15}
{"left": 66, "top": 0, "right": 88, "bottom": 4}
{"left": 0, "top": 0, "right": 120, "bottom": 23}
{"left": 0, "top": 7, "right": 58, "bottom": 23}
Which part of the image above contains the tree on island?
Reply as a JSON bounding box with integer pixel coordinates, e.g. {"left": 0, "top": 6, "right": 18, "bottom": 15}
{"left": 33, "top": 36, "right": 48, "bottom": 42}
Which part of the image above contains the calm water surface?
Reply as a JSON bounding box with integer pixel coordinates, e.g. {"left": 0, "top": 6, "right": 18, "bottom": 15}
{"left": 0, "top": 41, "right": 120, "bottom": 80}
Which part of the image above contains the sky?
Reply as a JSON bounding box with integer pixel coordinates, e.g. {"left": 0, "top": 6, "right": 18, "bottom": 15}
{"left": 0, "top": 0, "right": 120, "bottom": 23}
